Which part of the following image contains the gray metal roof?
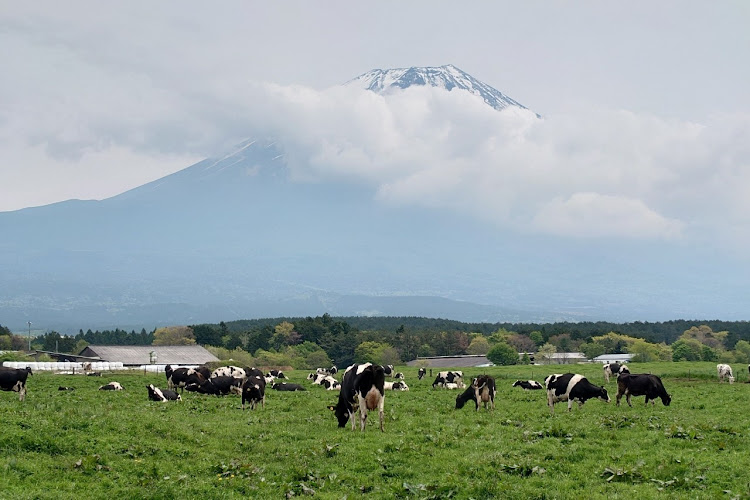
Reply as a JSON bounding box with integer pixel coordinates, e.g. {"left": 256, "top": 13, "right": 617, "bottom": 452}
{"left": 79, "top": 345, "right": 219, "bottom": 366}
{"left": 406, "top": 355, "right": 491, "bottom": 368}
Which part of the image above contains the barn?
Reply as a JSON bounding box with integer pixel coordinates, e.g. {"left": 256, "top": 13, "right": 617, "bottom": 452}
{"left": 406, "top": 355, "right": 492, "bottom": 368}
{"left": 77, "top": 345, "right": 219, "bottom": 367}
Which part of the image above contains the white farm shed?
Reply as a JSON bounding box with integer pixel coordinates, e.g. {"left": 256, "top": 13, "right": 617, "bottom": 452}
{"left": 592, "top": 354, "right": 633, "bottom": 364}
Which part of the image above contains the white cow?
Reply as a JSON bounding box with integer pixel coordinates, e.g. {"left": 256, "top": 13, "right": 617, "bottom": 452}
{"left": 717, "top": 364, "right": 735, "bottom": 384}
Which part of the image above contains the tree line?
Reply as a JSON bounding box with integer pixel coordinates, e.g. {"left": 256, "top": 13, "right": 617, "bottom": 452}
{"left": 2, "top": 317, "right": 750, "bottom": 367}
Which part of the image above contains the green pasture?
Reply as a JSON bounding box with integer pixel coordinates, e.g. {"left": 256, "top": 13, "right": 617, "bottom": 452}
{"left": 1, "top": 362, "right": 749, "bottom": 499}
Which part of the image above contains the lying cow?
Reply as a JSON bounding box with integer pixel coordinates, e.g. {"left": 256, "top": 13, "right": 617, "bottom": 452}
{"left": 545, "top": 373, "right": 609, "bottom": 413}
{"left": 266, "top": 370, "right": 287, "bottom": 379}
{"left": 432, "top": 371, "right": 464, "bottom": 389}
{"left": 382, "top": 364, "right": 395, "bottom": 377}
{"left": 99, "top": 382, "right": 124, "bottom": 391}
{"left": 616, "top": 373, "right": 671, "bottom": 407}
{"left": 717, "top": 364, "right": 734, "bottom": 384}
{"left": 0, "top": 366, "right": 32, "bottom": 401}
{"left": 242, "top": 375, "right": 266, "bottom": 410}
{"left": 185, "top": 375, "right": 243, "bottom": 396}
{"left": 329, "top": 363, "right": 385, "bottom": 432}
{"left": 146, "top": 384, "right": 181, "bottom": 402}
{"left": 272, "top": 383, "right": 306, "bottom": 391}
{"left": 456, "top": 375, "right": 496, "bottom": 411}
{"left": 384, "top": 380, "right": 410, "bottom": 391}
{"left": 603, "top": 363, "right": 630, "bottom": 383}
{"left": 512, "top": 380, "right": 543, "bottom": 390}
{"left": 165, "top": 365, "right": 207, "bottom": 393}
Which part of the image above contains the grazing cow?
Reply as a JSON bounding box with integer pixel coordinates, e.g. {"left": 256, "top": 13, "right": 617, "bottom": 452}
{"left": 99, "top": 382, "right": 124, "bottom": 391}
{"left": 382, "top": 365, "right": 395, "bottom": 377}
{"left": 432, "top": 371, "right": 464, "bottom": 389}
{"left": 146, "top": 384, "right": 181, "bottom": 402}
{"left": 717, "top": 364, "right": 735, "bottom": 384}
{"left": 186, "top": 376, "right": 242, "bottom": 396}
{"left": 165, "top": 365, "right": 207, "bottom": 393}
{"left": 456, "top": 375, "right": 496, "bottom": 411}
{"left": 545, "top": 373, "right": 609, "bottom": 413}
{"left": 328, "top": 363, "right": 385, "bottom": 432}
{"left": 211, "top": 366, "right": 247, "bottom": 380}
{"left": 266, "top": 370, "right": 287, "bottom": 379}
{"left": 418, "top": 367, "right": 427, "bottom": 380}
{"left": 616, "top": 373, "right": 671, "bottom": 407}
{"left": 58, "top": 386, "right": 75, "bottom": 391}
{"left": 272, "top": 383, "right": 306, "bottom": 391}
{"left": 603, "top": 363, "right": 630, "bottom": 383}
{"left": 242, "top": 375, "right": 266, "bottom": 410}
{"left": 0, "top": 367, "right": 32, "bottom": 401}
{"left": 512, "top": 380, "right": 543, "bottom": 390}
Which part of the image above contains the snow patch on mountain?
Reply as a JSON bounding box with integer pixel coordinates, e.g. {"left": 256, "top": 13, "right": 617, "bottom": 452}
{"left": 346, "top": 64, "right": 537, "bottom": 115}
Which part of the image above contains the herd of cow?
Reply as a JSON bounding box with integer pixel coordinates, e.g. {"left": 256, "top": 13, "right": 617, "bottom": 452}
{"left": 3, "top": 361, "right": 749, "bottom": 431}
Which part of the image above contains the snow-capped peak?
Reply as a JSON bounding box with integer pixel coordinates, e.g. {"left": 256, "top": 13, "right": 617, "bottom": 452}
{"left": 346, "top": 64, "right": 535, "bottom": 114}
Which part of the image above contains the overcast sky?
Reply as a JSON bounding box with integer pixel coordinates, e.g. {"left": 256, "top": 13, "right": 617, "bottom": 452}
{"left": 1, "top": 1, "right": 749, "bottom": 248}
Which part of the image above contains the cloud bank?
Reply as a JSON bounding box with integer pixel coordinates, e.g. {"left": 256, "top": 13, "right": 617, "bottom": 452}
{"left": 241, "top": 83, "right": 750, "bottom": 243}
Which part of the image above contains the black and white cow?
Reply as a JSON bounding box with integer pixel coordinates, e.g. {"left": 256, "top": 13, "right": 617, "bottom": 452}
{"left": 194, "top": 365, "right": 212, "bottom": 380}
{"left": 455, "top": 375, "right": 496, "bottom": 411}
{"left": 146, "top": 384, "right": 181, "bottom": 402}
{"left": 99, "top": 382, "right": 124, "bottom": 391}
{"left": 616, "top": 373, "right": 671, "bottom": 407}
{"left": 545, "top": 373, "right": 609, "bottom": 413}
{"left": 382, "top": 365, "right": 395, "bottom": 377}
{"left": 58, "top": 386, "right": 75, "bottom": 391}
{"left": 717, "top": 364, "right": 734, "bottom": 384}
{"left": 272, "top": 383, "right": 306, "bottom": 391}
{"left": 211, "top": 365, "right": 247, "bottom": 380}
{"left": 165, "top": 365, "right": 207, "bottom": 393}
{"left": 432, "top": 371, "right": 464, "bottom": 389}
{"left": 394, "top": 372, "right": 405, "bottom": 380}
{"left": 418, "top": 367, "right": 427, "bottom": 380}
{"left": 329, "top": 365, "right": 338, "bottom": 376}
{"left": 186, "top": 375, "right": 242, "bottom": 396}
{"left": 320, "top": 376, "right": 341, "bottom": 391}
{"left": 384, "top": 380, "right": 409, "bottom": 391}
{"left": 0, "top": 366, "right": 32, "bottom": 401}
{"left": 242, "top": 375, "right": 266, "bottom": 410}
{"left": 512, "top": 380, "right": 543, "bottom": 390}
{"left": 266, "top": 370, "right": 287, "bottom": 379}
{"left": 603, "top": 363, "right": 630, "bottom": 383}
{"left": 329, "top": 363, "right": 385, "bottom": 432}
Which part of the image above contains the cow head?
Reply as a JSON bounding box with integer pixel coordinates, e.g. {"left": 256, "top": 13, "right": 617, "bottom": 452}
{"left": 661, "top": 393, "right": 672, "bottom": 406}
{"left": 328, "top": 403, "right": 351, "bottom": 428}
{"left": 599, "top": 386, "right": 610, "bottom": 403}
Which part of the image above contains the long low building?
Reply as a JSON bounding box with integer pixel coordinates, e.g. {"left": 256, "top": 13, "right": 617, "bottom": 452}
{"left": 406, "top": 355, "right": 492, "bottom": 368}
{"left": 78, "top": 345, "right": 219, "bottom": 367}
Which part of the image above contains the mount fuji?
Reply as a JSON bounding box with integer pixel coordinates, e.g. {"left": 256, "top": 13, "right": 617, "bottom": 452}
{"left": 0, "top": 65, "right": 731, "bottom": 332}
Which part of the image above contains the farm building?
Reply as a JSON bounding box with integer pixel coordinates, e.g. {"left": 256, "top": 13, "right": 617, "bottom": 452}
{"left": 540, "top": 352, "right": 588, "bottom": 364}
{"left": 592, "top": 353, "right": 633, "bottom": 364}
{"left": 406, "top": 355, "right": 492, "bottom": 368}
{"left": 77, "top": 345, "right": 219, "bottom": 367}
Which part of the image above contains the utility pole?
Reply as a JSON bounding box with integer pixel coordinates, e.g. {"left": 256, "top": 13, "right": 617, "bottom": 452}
{"left": 28, "top": 321, "right": 32, "bottom": 351}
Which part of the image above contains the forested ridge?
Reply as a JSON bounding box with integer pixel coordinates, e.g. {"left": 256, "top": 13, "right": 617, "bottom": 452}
{"left": 3, "top": 317, "right": 750, "bottom": 369}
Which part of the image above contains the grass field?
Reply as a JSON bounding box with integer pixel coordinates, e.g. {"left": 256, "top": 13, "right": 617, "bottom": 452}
{"left": 1, "top": 362, "right": 749, "bottom": 499}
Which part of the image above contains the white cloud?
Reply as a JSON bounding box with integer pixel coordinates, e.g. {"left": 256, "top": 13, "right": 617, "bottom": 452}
{"left": 239, "top": 83, "right": 750, "bottom": 243}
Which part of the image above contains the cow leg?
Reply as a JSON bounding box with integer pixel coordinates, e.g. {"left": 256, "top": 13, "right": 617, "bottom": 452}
{"left": 360, "top": 408, "right": 367, "bottom": 431}
{"left": 19, "top": 385, "right": 26, "bottom": 401}
{"left": 626, "top": 394, "right": 633, "bottom": 407}
{"left": 378, "top": 397, "right": 385, "bottom": 432}
{"left": 567, "top": 400, "right": 573, "bottom": 412}
{"left": 616, "top": 393, "right": 622, "bottom": 406}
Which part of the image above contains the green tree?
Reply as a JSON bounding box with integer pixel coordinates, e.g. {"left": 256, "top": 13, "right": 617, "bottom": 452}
{"left": 521, "top": 352, "right": 531, "bottom": 365}
{"left": 580, "top": 342, "right": 606, "bottom": 360}
{"left": 486, "top": 342, "right": 518, "bottom": 366}
{"left": 529, "top": 331, "right": 544, "bottom": 347}
{"left": 671, "top": 338, "right": 703, "bottom": 361}
{"left": 537, "top": 343, "right": 557, "bottom": 364}
{"left": 466, "top": 336, "right": 490, "bottom": 355}
{"left": 152, "top": 326, "right": 196, "bottom": 346}
{"left": 734, "top": 340, "right": 750, "bottom": 364}
{"left": 354, "top": 341, "right": 393, "bottom": 364}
